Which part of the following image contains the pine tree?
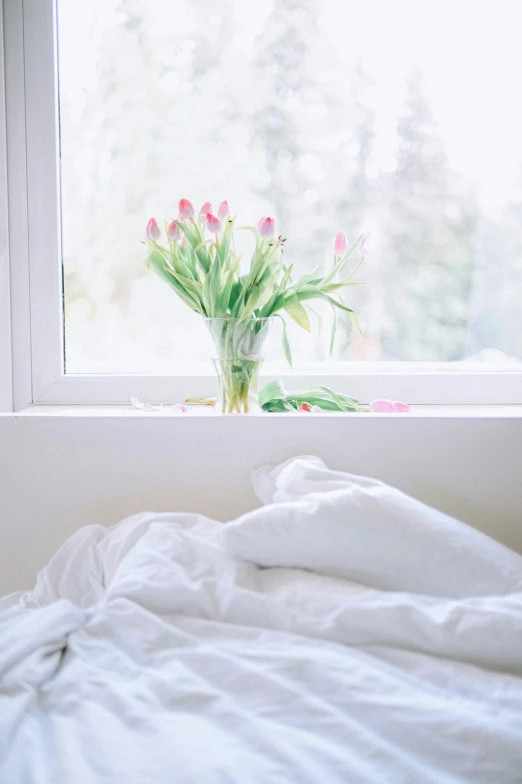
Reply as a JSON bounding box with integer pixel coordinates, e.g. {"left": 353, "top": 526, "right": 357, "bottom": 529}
{"left": 334, "top": 62, "right": 376, "bottom": 359}
{"left": 467, "top": 182, "right": 522, "bottom": 361}
{"left": 381, "top": 72, "right": 478, "bottom": 361}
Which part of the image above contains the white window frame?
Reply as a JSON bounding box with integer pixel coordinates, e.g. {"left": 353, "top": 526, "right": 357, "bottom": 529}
{"left": 0, "top": 1, "right": 12, "bottom": 413}
{"left": 2, "top": 0, "right": 522, "bottom": 411}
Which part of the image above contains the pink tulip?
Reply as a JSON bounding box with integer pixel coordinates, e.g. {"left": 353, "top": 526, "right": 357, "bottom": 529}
{"left": 218, "top": 200, "right": 230, "bottom": 220}
{"left": 145, "top": 218, "right": 161, "bottom": 241}
{"left": 298, "top": 402, "right": 312, "bottom": 412}
{"left": 258, "top": 216, "right": 275, "bottom": 238}
{"left": 199, "top": 201, "right": 212, "bottom": 216}
{"left": 360, "top": 233, "right": 370, "bottom": 253}
{"left": 369, "top": 399, "right": 396, "bottom": 413}
{"left": 178, "top": 199, "right": 194, "bottom": 220}
{"left": 167, "top": 221, "right": 181, "bottom": 241}
{"left": 204, "top": 212, "right": 222, "bottom": 233}
{"left": 333, "top": 231, "right": 348, "bottom": 258}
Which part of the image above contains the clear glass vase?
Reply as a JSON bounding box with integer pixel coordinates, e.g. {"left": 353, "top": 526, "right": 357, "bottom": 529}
{"left": 206, "top": 318, "right": 272, "bottom": 414}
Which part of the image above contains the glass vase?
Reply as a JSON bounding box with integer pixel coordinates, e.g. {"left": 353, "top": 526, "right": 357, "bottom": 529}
{"left": 206, "top": 318, "right": 272, "bottom": 414}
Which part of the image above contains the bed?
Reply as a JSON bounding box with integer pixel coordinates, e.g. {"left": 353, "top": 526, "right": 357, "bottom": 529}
{"left": 1, "top": 455, "right": 522, "bottom": 783}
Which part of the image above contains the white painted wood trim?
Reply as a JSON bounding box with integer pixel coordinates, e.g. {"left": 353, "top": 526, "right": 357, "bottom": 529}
{"left": 0, "top": 1, "right": 13, "bottom": 412}
{"left": 35, "top": 369, "right": 522, "bottom": 405}
{"left": 23, "top": 0, "right": 63, "bottom": 401}
{"left": 3, "top": 0, "right": 32, "bottom": 411}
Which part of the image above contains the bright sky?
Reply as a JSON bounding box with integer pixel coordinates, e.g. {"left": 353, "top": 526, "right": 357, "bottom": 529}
{"left": 327, "top": 0, "right": 522, "bottom": 215}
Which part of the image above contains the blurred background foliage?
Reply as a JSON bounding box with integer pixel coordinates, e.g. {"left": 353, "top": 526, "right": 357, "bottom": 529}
{"left": 58, "top": 0, "right": 522, "bottom": 372}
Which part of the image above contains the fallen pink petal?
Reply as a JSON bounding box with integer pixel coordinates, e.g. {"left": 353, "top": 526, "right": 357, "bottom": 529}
{"left": 130, "top": 396, "right": 153, "bottom": 410}
{"left": 393, "top": 401, "right": 411, "bottom": 412}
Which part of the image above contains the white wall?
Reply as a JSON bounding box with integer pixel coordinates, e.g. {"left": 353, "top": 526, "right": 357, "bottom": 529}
{"left": 1, "top": 412, "right": 521, "bottom": 595}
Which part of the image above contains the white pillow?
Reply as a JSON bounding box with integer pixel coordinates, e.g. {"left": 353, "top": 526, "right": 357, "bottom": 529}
{"left": 218, "top": 456, "right": 522, "bottom": 598}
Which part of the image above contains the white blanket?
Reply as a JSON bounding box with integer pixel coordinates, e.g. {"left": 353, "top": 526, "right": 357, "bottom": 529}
{"left": 1, "top": 456, "right": 522, "bottom": 783}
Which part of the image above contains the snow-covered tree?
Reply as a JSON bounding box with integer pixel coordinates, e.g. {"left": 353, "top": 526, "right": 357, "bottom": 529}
{"left": 380, "top": 73, "right": 478, "bottom": 360}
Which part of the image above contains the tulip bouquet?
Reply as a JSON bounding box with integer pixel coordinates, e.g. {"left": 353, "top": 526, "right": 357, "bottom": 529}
{"left": 144, "top": 199, "right": 367, "bottom": 413}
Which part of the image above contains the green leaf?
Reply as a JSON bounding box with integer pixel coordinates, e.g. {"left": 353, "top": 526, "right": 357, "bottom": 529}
{"left": 329, "top": 305, "right": 337, "bottom": 356}
{"left": 217, "top": 217, "right": 235, "bottom": 266}
{"left": 316, "top": 385, "right": 354, "bottom": 412}
{"left": 283, "top": 292, "right": 311, "bottom": 331}
{"left": 202, "top": 255, "right": 223, "bottom": 316}
{"left": 164, "top": 266, "right": 201, "bottom": 297}
{"left": 322, "top": 281, "right": 365, "bottom": 293}
{"left": 347, "top": 308, "right": 362, "bottom": 334}
{"left": 273, "top": 314, "right": 292, "bottom": 367}
{"left": 147, "top": 249, "right": 203, "bottom": 314}
{"left": 209, "top": 256, "right": 223, "bottom": 314}
{"left": 238, "top": 283, "right": 264, "bottom": 322}
{"left": 176, "top": 220, "right": 210, "bottom": 275}
{"left": 281, "top": 323, "right": 292, "bottom": 366}
{"left": 258, "top": 379, "right": 286, "bottom": 407}
{"left": 258, "top": 380, "right": 362, "bottom": 413}
{"left": 259, "top": 264, "right": 293, "bottom": 318}
{"left": 306, "top": 304, "right": 323, "bottom": 335}
{"left": 228, "top": 279, "right": 243, "bottom": 311}
{"left": 215, "top": 253, "right": 242, "bottom": 316}
{"left": 295, "top": 268, "right": 319, "bottom": 286}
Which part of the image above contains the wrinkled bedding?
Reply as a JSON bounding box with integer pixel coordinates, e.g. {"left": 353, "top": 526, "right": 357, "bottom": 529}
{"left": 1, "top": 456, "right": 522, "bottom": 783}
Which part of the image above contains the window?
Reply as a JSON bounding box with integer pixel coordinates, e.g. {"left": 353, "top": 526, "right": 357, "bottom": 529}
{"left": 3, "top": 0, "right": 522, "bottom": 405}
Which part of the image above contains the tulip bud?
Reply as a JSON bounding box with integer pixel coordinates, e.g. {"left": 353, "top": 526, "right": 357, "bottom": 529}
{"left": 167, "top": 221, "right": 181, "bottom": 241}
{"left": 258, "top": 216, "right": 275, "bottom": 238}
{"left": 199, "top": 201, "right": 212, "bottom": 216}
{"left": 145, "top": 218, "right": 161, "bottom": 241}
{"left": 298, "top": 402, "right": 312, "bottom": 412}
{"left": 178, "top": 199, "right": 194, "bottom": 220}
{"left": 333, "top": 231, "right": 347, "bottom": 258}
{"left": 360, "top": 232, "right": 370, "bottom": 253}
{"left": 204, "top": 212, "right": 222, "bottom": 233}
{"left": 218, "top": 200, "right": 230, "bottom": 220}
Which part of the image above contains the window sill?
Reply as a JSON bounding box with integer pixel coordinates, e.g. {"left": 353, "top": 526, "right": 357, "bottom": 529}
{"left": 7, "top": 404, "right": 522, "bottom": 418}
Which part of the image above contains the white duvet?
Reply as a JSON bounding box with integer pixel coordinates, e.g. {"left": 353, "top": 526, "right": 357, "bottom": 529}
{"left": 1, "top": 456, "right": 522, "bottom": 783}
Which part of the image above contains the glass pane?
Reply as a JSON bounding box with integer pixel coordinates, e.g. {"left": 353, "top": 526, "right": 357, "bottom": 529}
{"left": 57, "top": 0, "right": 522, "bottom": 373}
